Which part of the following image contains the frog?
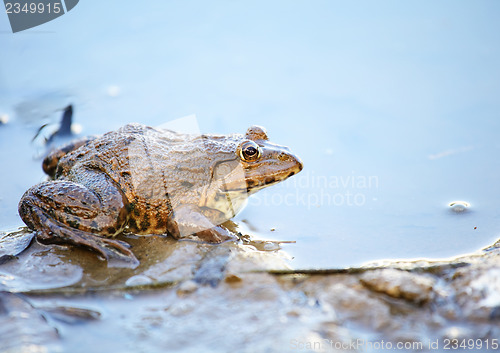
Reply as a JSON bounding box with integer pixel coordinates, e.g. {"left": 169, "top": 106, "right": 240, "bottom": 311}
{"left": 18, "top": 123, "right": 303, "bottom": 267}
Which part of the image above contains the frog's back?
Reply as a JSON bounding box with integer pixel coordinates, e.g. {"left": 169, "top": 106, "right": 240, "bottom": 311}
{"left": 55, "top": 123, "right": 151, "bottom": 179}
{"left": 58, "top": 123, "right": 205, "bottom": 192}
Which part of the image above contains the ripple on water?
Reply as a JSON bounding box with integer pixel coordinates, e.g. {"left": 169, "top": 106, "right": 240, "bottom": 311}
{"left": 448, "top": 201, "right": 471, "bottom": 213}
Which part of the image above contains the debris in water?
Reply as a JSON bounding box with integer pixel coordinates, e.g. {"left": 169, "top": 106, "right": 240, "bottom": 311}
{"left": 448, "top": 201, "right": 470, "bottom": 213}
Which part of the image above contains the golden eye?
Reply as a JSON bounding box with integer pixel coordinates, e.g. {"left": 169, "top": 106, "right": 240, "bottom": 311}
{"left": 239, "top": 141, "right": 261, "bottom": 162}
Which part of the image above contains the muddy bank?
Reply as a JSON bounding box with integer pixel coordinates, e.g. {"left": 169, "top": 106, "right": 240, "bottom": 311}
{"left": 1, "top": 228, "right": 499, "bottom": 352}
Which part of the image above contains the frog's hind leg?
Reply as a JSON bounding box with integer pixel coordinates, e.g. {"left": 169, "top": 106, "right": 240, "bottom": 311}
{"left": 18, "top": 176, "right": 138, "bottom": 268}
{"left": 42, "top": 136, "right": 97, "bottom": 178}
{"left": 35, "top": 211, "right": 137, "bottom": 268}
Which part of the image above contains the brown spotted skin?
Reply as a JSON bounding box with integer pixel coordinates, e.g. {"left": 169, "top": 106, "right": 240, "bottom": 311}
{"left": 42, "top": 136, "right": 97, "bottom": 178}
{"left": 18, "top": 123, "right": 303, "bottom": 267}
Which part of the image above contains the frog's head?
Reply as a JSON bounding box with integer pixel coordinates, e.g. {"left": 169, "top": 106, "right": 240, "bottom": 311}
{"left": 202, "top": 125, "right": 303, "bottom": 220}
{"left": 231, "top": 125, "right": 303, "bottom": 194}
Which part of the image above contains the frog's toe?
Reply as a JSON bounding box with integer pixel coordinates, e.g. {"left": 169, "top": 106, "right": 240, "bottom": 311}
{"left": 98, "top": 237, "right": 139, "bottom": 269}
{"left": 35, "top": 221, "right": 139, "bottom": 269}
{"left": 108, "top": 238, "right": 132, "bottom": 249}
{"left": 69, "top": 234, "right": 139, "bottom": 269}
{"left": 190, "top": 225, "right": 238, "bottom": 243}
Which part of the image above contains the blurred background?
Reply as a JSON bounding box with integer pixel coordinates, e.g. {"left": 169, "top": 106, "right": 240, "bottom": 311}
{"left": 1, "top": 0, "right": 499, "bottom": 268}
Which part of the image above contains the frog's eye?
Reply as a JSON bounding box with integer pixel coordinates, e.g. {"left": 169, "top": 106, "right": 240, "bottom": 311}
{"left": 239, "top": 140, "right": 262, "bottom": 162}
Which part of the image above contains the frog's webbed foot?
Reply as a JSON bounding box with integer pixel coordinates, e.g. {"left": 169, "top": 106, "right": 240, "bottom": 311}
{"left": 35, "top": 213, "right": 139, "bottom": 269}
{"left": 21, "top": 211, "right": 138, "bottom": 269}
{"left": 189, "top": 225, "right": 236, "bottom": 243}
{"left": 171, "top": 205, "right": 237, "bottom": 243}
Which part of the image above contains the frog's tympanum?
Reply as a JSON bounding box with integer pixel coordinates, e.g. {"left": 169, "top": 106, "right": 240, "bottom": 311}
{"left": 19, "top": 124, "right": 303, "bottom": 266}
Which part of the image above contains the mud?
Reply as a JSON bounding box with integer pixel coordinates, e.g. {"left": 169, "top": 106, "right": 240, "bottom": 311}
{"left": 1, "top": 228, "right": 498, "bottom": 352}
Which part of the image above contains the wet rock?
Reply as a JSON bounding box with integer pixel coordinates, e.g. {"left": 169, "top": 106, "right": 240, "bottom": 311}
{"left": 133, "top": 237, "right": 206, "bottom": 285}
{"left": 0, "top": 228, "right": 35, "bottom": 259}
{"left": 0, "top": 240, "right": 83, "bottom": 292}
{"left": 224, "top": 274, "right": 243, "bottom": 283}
{"left": 225, "top": 243, "right": 292, "bottom": 275}
{"left": 125, "top": 274, "right": 154, "bottom": 287}
{"left": 176, "top": 280, "right": 198, "bottom": 296}
{"left": 224, "top": 273, "right": 284, "bottom": 302}
{"left": 490, "top": 306, "right": 500, "bottom": 321}
{"left": 193, "top": 243, "right": 234, "bottom": 287}
{"left": 450, "top": 257, "right": 500, "bottom": 322}
{"left": 168, "top": 299, "right": 196, "bottom": 317}
{"left": 2, "top": 225, "right": 500, "bottom": 352}
{"left": 359, "top": 268, "right": 436, "bottom": 304}
{"left": 322, "top": 330, "right": 363, "bottom": 352}
{"left": 302, "top": 276, "right": 392, "bottom": 330}
{"left": 0, "top": 291, "right": 59, "bottom": 352}
{"left": 0, "top": 228, "right": 294, "bottom": 294}
{"left": 40, "top": 305, "right": 101, "bottom": 324}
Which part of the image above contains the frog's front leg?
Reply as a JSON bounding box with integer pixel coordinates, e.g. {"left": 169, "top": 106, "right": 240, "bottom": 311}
{"left": 170, "top": 205, "right": 237, "bottom": 243}
{"left": 18, "top": 168, "right": 138, "bottom": 268}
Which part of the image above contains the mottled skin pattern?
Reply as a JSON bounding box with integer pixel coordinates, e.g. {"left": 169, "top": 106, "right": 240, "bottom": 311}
{"left": 19, "top": 123, "right": 303, "bottom": 267}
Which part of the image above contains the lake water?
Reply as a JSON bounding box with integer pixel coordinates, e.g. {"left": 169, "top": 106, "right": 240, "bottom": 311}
{"left": 1, "top": 1, "right": 499, "bottom": 269}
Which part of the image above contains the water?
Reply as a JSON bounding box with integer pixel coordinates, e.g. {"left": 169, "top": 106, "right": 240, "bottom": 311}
{"left": 1, "top": 1, "right": 500, "bottom": 269}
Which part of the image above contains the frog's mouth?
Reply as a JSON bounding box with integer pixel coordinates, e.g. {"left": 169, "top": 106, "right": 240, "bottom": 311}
{"left": 244, "top": 169, "right": 300, "bottom": 193}
{"left": 220, "top": 167, "right": 300, "bottom": 194}
{"left": 214, "top": 146, "right": 303, "bottom": 194}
